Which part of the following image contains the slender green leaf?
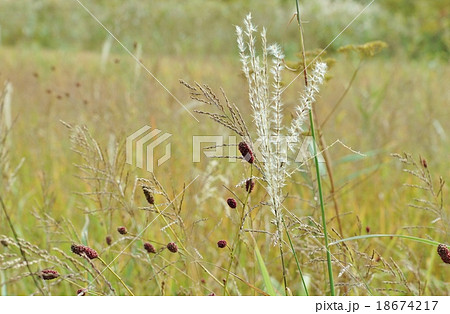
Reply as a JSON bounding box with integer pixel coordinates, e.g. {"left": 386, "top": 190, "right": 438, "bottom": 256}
{"left": 254, "top": 244, "right": 276, "bottom": 296}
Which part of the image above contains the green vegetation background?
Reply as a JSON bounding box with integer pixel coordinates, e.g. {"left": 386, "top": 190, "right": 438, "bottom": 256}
{"left": 0, "top": 0, "right": 448, "bottom": 296}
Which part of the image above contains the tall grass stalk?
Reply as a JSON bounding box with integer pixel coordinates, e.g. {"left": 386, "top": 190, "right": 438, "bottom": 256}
{"left": 3, "top": 82, "right": 12, "bottom": 131}
{"left": 282, "top": 218, "right": 309, "bottom": 295}
{"left": 97, "top": 257, "right": 134, "bottom": 296}
{"left": 223, "top": 166, "right": 253, "bottom": 295}
{"left": 0, "top": 196, "right": 45, "bottom": 295}
{"left": 296, "top": 0, "right": 335, "bottom": 295}
{"left": 149, "top": 188, "right": 226, "bottom": 291}
{"left": 309, "top": 111, "right": 335, "bottom": 296}
{"left": 235, "top": 13, "right": 330, "bottom": 294}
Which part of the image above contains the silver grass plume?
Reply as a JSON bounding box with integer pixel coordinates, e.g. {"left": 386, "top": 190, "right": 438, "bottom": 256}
{"left": 289, "top": 61, "right": 327, "bottom": 153}
{"left": 236, "top": 14, "right": 327, "bottom": 236}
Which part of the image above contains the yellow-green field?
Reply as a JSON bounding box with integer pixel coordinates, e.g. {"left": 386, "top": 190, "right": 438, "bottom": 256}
{"left": 0, "top": 0, "right": 449, "bottom": 296}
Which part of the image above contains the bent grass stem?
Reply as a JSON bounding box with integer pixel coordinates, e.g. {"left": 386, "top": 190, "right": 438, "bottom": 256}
{"left": 223, "top": 165, "right": 253, "bottom": 295}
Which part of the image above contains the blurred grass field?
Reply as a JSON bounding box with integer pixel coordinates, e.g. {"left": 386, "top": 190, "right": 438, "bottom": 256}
{"left": 0, "top": 0, "right": 449, "bottom": 295}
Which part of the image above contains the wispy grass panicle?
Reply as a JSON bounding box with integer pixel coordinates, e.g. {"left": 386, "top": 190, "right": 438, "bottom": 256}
{"left": 289, "top": 61, "right": 327, "bottom": 152}
{"left": 180, "top": 12, "right": 334, "bottom": 295}
{"left": 236, "top": 14, "right": 272, "bottom": 164}
{"left": 236, "top": 15, "right": 329, "bottom": 231}
{"left": 234, "top": 14, "right": 330, "bottom": 294}
{"left": 268, "top": 43, "right": 285, "bottom": 136}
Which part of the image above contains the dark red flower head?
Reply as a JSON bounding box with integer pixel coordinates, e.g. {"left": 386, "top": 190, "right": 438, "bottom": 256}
{"left": 167, "top": 242, "right": 178, "bottom": 253}
{"left": 71, "top": 244, "right": 99, "bottom": 259}
{"left": 227, "top": 198, "right": 237, "bottom": 209}
{"left": 142, "top": 186, "right": 155, "bottom": 205}
{"left": 117, "top": 226, "right": 127, "bottom": 235}
{"left": 420, "top": 157, "right": 428, "bottom": 168}
{"left": 437, "top": 244, "right": 450, "bottom": 264}
{"left": 238, "top": 142, "right": 254, "bottom": 163}
{"left": 40, "top": 269, "right": 60, "bottom": 280}
{"left": 144, "top": 242, "right": 156, "bottom": 254}
{"left": 245, "top": 179, "right": 255, "bottom": 193}
{"left": 77, "top": 289, "right": 87, "bottom": 296}
{"left": 365, "top": 226, "right": 370, "bottom": 233}
{"left": 106, "top": 235, "right": 112, "bottom": 246}
{"left": 217, "top": 240, "right": 227, "bottom": 249}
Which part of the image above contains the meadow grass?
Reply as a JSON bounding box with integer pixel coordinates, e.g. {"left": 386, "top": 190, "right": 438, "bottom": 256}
{"left": 0, "top": 2, "right": 449, "bottom": 296}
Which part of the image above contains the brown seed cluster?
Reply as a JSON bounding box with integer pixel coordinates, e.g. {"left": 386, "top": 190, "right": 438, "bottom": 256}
{"left": 238, "top": 142, "right": 254, "bottom": 164}
{"left": 144, "top": 242, "right": 156, "bottom": 254}
{"left": 437, "top": 244, "right": 450, "bottom": 264}
{"left": 40, "top": 269, "right": 60, "bottom": 280}
{"left": 167, "top": 242, "right": 178, "bottom": 253}
{"left": 71, "top": 244, "right": 99, "bottom": 259}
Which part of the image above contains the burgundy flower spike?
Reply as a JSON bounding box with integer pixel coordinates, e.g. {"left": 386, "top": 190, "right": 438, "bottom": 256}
{"left": 142, "top": 186, "right": 155, "bottom": 205}
{"left": 167, "top": 242, "right": 178, "bottom": 253}
{"left": 144, "top": 242, "right": 156, "bottom": 254}
{"left": 245, "top": 179, "right": 255, "bottom": 193}
{"left": 437, "top": 244, "right": 450, "bottom": 264}
{"left": 77, "top": 289, "right": 87, "bottom": 296}
{"left": 71, "top": 244, "right": 99, "bottom": 259}
{"left": 227, "top": 198, "right": 237, "bottom": 209}
{"left": 238, "top": 142, "right": 254, "bottom": 164}
{"left": 117, "top": 226, "right": 128, "bottom": 235}
{"left": 217, "top": 240, "right": 227, "bottom": 249}
{"left": 40, "top": 269, "right": 60, "bottom": 280}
